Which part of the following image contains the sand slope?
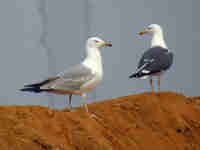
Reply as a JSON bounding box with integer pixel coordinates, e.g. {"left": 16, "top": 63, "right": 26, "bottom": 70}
{"left": 1, "top": 92, "right": 200, "bottom": 150}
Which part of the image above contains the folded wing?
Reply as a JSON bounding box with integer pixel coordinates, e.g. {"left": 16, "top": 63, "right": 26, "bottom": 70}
{"left": 129, "top": 47, "right": 173, "bottom": 78}
{"left": 21, "top": 64, "right": 95, "bottom": 93}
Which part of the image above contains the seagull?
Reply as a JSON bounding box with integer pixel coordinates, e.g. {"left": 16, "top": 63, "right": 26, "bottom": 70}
{"left": 129, "top": 24, "right": 173, "bottom": 92}
{"left": 20, "top": 37, "right": 112, "bottom": 112}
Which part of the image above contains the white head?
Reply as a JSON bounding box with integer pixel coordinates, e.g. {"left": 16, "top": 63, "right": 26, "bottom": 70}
{"left": 139, "top": 24, "right": 163, "bottom": 36}
{"left": 87, "top": 37, "right": 112, "bottom": 49}
{"left": 139, "top": 24, "right": 167, "bottom": 48}
{"left": 83, "top": 37, "right": 112, "bottom": 74}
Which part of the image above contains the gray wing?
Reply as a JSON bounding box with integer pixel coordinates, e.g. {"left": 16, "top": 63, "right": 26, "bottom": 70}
{"left": 41, "top": 64, "right": 95, "bottom": 91}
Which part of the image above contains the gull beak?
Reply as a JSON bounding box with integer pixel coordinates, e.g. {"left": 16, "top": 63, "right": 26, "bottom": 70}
{"left": 139, "top": 29, "right": 149, "bottom": 35}
{"left": 101, "top": 42, "right": 112, "bottom": 47}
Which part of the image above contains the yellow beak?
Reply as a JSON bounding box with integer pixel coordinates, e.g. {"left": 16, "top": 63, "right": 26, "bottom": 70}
{"left": 100, "top": 42, "right": 112, "bottom": 47}
{"left": 139, "top": 29, "right": 149, "bottom": 35}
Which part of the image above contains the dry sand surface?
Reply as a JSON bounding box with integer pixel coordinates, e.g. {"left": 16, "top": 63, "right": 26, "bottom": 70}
{"left": 1, "top": 92, "right": 200, "bottom": 150}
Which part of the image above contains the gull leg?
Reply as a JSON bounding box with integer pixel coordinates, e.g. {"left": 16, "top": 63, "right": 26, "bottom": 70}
{"left": 81, "top": 93, "right": 88, "bottom": 113}
{"left": 68, "top": 94, "right": 72, "bottom": 109}
{"left": 158, "top": 75, "right": 161, "bottom": 92}
{"left": 64, "top": 94, "right": 72, "bottom": 111}
{"left": 149, "top": 77, "right": 154, "bottom": 92}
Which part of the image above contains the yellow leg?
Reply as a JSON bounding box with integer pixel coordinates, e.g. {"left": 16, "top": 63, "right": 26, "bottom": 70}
{"left": 149, "top": 77, "right": 154, "bottom": 92}
{"left": 64, "top": 94, "right": 73, "bottom": 111}
{"left": 81, "top": 93, "right": 88, "bottom": 113}
{"left": 158, "top": 75, "right": 161, "bottom": 92}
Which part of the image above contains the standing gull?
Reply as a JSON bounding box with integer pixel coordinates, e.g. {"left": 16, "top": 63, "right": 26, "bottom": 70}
{"left": 129, "top": 24, "right": 173, "bottom": 92}
{"left": 21, "top": 37, "right": 112, "bottom": 112}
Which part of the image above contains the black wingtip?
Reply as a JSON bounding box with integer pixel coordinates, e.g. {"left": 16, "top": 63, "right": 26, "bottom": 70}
{"left": 19, "top": 88, "right": 27, "bottom": 92}
{"left": 129, "top": 73, "right": 137, "bottom": 78}
{"left": 19, "top": 87, "right": 42, "bottom": 93}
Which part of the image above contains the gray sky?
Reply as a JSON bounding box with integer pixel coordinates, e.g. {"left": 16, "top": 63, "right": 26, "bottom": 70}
{"left": 0, "top": 0, "right": 199, "bottom": 108}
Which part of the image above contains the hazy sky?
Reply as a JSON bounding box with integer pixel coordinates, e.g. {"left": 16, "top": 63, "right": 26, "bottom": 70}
{"left": 0, "top": 0, "right": 199, "bottom": 108}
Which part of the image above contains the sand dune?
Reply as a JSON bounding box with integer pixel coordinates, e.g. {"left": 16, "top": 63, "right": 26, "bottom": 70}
{"left": 0, "top": 92, "right": 200, "bottom": 150}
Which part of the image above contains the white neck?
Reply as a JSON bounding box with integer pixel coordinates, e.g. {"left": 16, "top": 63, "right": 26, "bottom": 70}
{"left": 151, "top": 30, "right": 168, "bottom": 49}
{"left": 82, "top": 47, "right": 103, "bottom": 75}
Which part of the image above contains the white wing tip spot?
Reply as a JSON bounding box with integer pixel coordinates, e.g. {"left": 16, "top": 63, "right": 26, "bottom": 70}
{"left": 142, "top": 70, "right": 150, "bottom": 74}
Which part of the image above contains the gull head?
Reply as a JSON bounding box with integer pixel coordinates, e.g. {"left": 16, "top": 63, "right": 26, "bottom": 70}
{"left": 139, "top": 24, "right": 167, "bottom": 48}
{"left": 87, "top": 37, "right": 112, "bottom": 49}
{"left": 139, "top": 24, "right": 163, "bottom": 36}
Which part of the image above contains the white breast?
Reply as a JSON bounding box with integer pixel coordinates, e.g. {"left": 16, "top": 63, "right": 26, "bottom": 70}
{"left": 80, "top": 48, "right": 103, "bottom": 93}
{"left": 80, "top": 73, "right": 102, "bottom": 92}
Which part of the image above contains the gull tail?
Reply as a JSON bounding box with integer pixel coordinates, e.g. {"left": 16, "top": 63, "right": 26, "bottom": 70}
{"left": 129, "top": 73, "right": 139, "bottom": 78}
{"left": 129, "top": 63, "right": 150, "bottom": 78}
{"left": 20, "top": 82, "right": 47, "bottom": 93}
{"left": 20, "top": 77, "right": 58, "bottom": 93}
{"left": 129, "top": 71, "right": 149, "bottom": 78}
{"left": 20, "top": 87, "right": 42, "bottom": 93}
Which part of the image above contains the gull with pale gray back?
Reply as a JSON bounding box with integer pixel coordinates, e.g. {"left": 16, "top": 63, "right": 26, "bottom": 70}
{"left": 20, "top": 37, "right": 112, "bottom": 112}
